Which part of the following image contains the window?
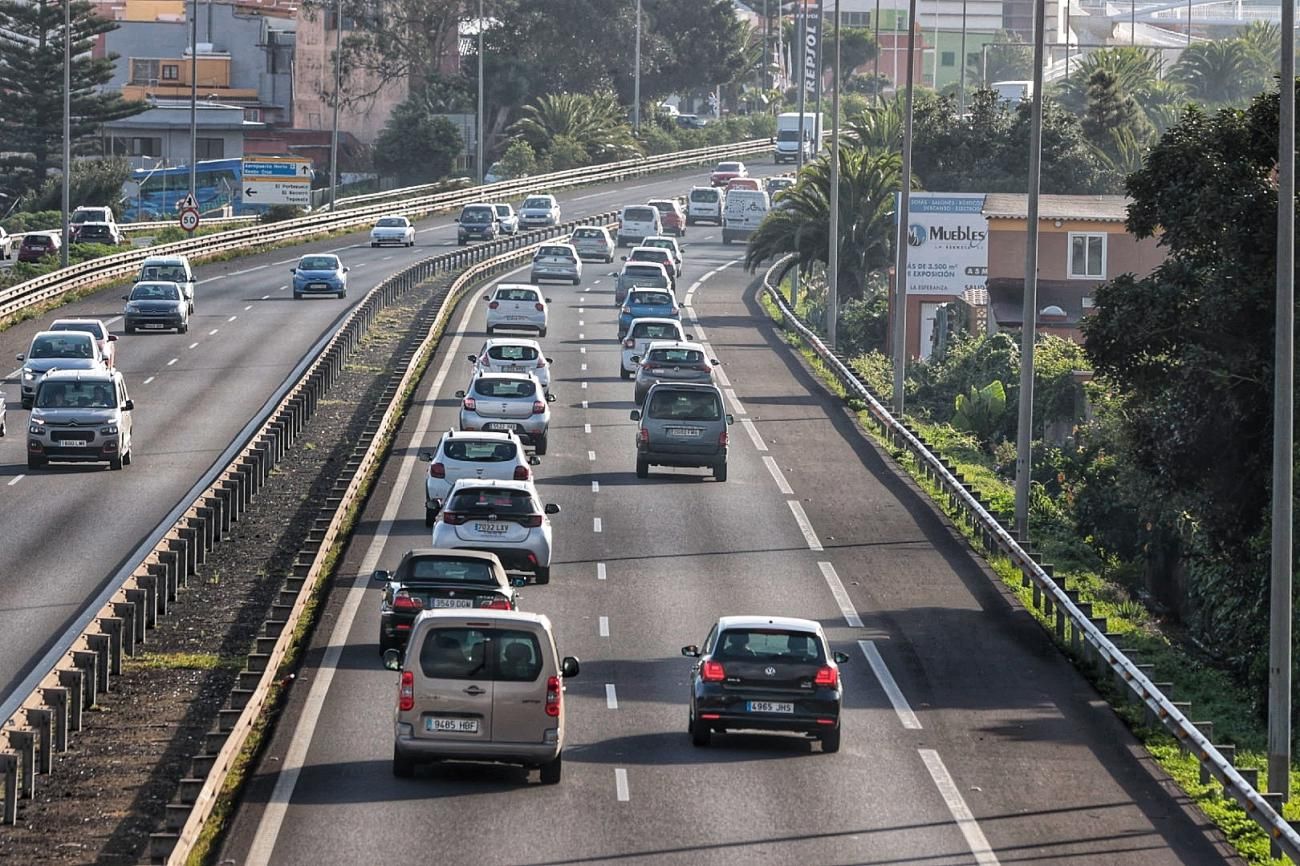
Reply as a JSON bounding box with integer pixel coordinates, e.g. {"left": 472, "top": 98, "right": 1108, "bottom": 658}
{"left": 1068, "top": 232, "right": 1106, "bottom": 278}
{"left": 195, "top": 138, "right": 224, "bottom": 159}
{"left": 105, "top": 136, "right": 161, "bottom": 157}
{"left": 130, "top": 59, "right": 160, "bottom": 84}
{"left": 161, "top": 64, "right": 179, "bottom": 81}
{"left": 941, "top": 51, "right": 955, "bottom": 67}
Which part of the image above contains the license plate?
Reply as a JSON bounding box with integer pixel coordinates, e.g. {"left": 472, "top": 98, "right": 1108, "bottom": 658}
{"left": 310, "top": 282, "right": 328, "bottom": 289}
{"left": 503, "top": 365, "right": 526, "bottom": 373}
{"left": 747, "top": 701, "right": 794, "bottom": 714}
{"left": 475, "top": 522, "right": 510, "bottom": 534}
{"left": 667, "top": 427, "right": 702, "bottom": 438}
{"left": 505, "top": 315, "right": 526, "bottom": 321}
{"left": 485, "top": 422, "right": 516, "bottom": 431}
{"left": 431, "top": 598, "right": 473, "bottom": 608}
{"left": 425, "top": 717, "right": 479, "bottom": 733}
{"left": 142, "top": 323, "right": 165, "bottom": 329}
{"left": 56, "top": 439, "right": 88, "bottom": 447}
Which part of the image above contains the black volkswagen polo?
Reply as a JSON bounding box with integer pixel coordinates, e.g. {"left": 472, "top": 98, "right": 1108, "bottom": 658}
{"left": 682, "top": 615, "right": 849, "bottom": 752}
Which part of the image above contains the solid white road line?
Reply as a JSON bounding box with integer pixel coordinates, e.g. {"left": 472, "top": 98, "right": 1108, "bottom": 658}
{"left": 142, "top": 376, "right": 155, "bottom": 385}
{"left": 597, "top": 562, "right": 607, "bottom": 580}
{"left": 593, "top": 518, "right": 603, "bottom": 533}
{"left": 599, "top": 616, "right": 610, "bottom": 637}
{"left": 272, "top": 257, "right": 297, "bottom": 265}
{"left": 787, "top": 501, "right": 823, "bottom": 551}
{"left": 104, "top": 316, "right": 122, "bottom": 326}
{"left": 861, "top": 640, "right": 922, "bottom": 730}
{"left": 591, "top": 480, "right": 600, "bottom": 493}
{"left": 605, "top": 684, "right": 619, "bottom": 709}
{"left": 244, "top": 264, "right": 492, "bottom": 866}
{"left": 724, "top": 388, "right": 747, "bottom": 415}
{"left": 740, "top": 418, "right": 767, "bottom": 452}
{"left": 763, "top": 456, "right": 793, "bottom": 495}
{"left": 7, "top": 475, "right": 23, "bottom": 486}
{"left": 209, "top": 328, "right": 219, "bottom": 336}
{"left": 919, "top": 749, "right": 1001, "bottom": 866}
{"left": 228, "top": 315, "right": 237, "bottom": 322}
{"left": 615, "top": 768, "right": 630, "bottom": 801}
{"left": 820, "top": 563, "right": 863, "bottom": 628}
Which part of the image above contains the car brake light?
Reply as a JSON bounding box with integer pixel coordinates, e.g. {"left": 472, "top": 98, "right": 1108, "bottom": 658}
{"left": 429, "top": 462, "right": 446, "bottom": 479}
{"left": 545, "top": 675, "right": 562, "bottom": 716}
{"left": 441, "top": 511, "right": 467, "bottom": 525}
{"left": 534, "top": 302, "right": 545, "bottom": 312}
{"left": 814, "top": 666, "right": 839, "bottom": 688}
{"left": 393, "top": 592, "right": 423, "bottom": 612}
{"left": 694, "top": 363, "right": 713, "bottom": 372}
{"left": 531, "top": 400, "right": 546, "bottom": 414}
{"left": 623, "top": 338, "right": 635, "bottom": 349}
{"left": 480, "top": 354, "right": 489, "bottom": 365}
{"left": 513, "top": 464, "right": 531, "bottom": 481}
{"left": 463, "top": 397, "right": 477, "bottom": 411}
{"left": 489, "top": 301, "right": 499, "bottom": 309}
{"left": 484, "top": 598, "right": 512, "bottom": 610}
{"left": 399, "top": 670, "right": 414, "bottom": 711}
{"left": 518, "top": 513, "right": 543, "bottom": 528}
{"left": 638, "top": 428, "right": 649, "bottom": 444}
{"left": 536, "top": 356, "right": 547, "bottom": 368}
{"left": 718, "top": 429, "right": 728, "bottom": 446}
{"left": 701, "top": 660, "right": 726, "bottom": 682}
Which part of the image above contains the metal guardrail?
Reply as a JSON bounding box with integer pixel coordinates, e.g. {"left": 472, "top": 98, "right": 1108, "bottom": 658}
{"left": 759, "top": 255, "right": 1300, "bottom": 863}
{"left": 121, "top": 215, "right": 259, "bottom": 235}
{"left": 0, "top": 215, "right": 615, "bottom": 836}
{"left": 0, "top": 137, "right": 770, "bottom": 323}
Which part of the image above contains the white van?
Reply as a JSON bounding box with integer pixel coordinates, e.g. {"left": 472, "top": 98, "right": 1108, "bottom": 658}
{"left": 136, "top": 255, "right": 196, "bottom": 312}
{"left": 686, "top": 187, "right": 722, "bottom": 226}
{"left": 617, "top": 205, "right": 662, "bottom": 247}
{"left": 721, "top": 189, "right": 770, "bottom": 244}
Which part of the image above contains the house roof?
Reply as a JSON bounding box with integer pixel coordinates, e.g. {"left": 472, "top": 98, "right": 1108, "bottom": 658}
{"left": 986, "top": 277, "right": 1093, "bottom": 328}
{"left": 982, "top": 194, "right": 1131, "bottom": 223}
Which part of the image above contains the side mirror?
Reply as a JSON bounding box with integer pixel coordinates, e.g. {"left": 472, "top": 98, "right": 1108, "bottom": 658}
{"left": 546, "top": 357, "right": 554, "bottom": 364}
{"left": 726, "top": 414, "right": 734, "bottom": 425}
{"left": 528, "top": 455, "right": 541, "bottom": 466}
{"left": 122, "top": 399, "right": 134, "bottom": 412}
{"left": 417, "top": 450, "right": 435, "bottom": 462}
{"left": 466, "top": 353, "right": 478, "bottom": 363}
{"left": 382, "top": 649, "right": 402, "bottom": 671}
{"left": 455, "top": 390, "right": 466, "bottom": 398}
{"left": 372, "top": 569, "right": 391, "bottom": 582}
{"left": 681, "top": 645, "right": 700, "bottom": 658}
{"left": 108, "top": 334, "right": 118, "bottom": 342}
{"left": 342, "top": 267, "right": 350, "bottom": 273}
{"left": 621, "top": 256, "right": 628, "bottom": 261}
{"left": 121, "top": 295, "right": 130, "bottom": 301}
{"left": 561, "top": 656, "right": 581, "bottom": 678}
{"left": 711, "top": 359, "right": 721, "bottom": 366}
{"left": 629, "top": 355, "right": 641, "bottom": 365}
{"left": 544, "top": 503, "right": 561, "bottom": 515}
{"left": 545, "top": 298, "right": 553, "bottom": 303}
{"left": 685, "top": 334, "right": 695, "bottom": 341}
{"left": 546, "top": 393, "right": 557, "bottom": 403}
{"left": 289, "top": 268, "right": 296, "bottom": 273}
{"left": 629, "top": 409, "right": 641, "bottom": 421}
{"left": 15, "top": 353, "right": 23, "bottom": 362}
{"left": 833, "top": 651, "right": 851, "bottom": 665}
{"left": 510, "top": 577, "right": 528, "bottom": 587}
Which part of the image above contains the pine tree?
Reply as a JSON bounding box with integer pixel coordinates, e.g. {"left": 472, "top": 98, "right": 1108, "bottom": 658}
{"left": 0, "top": 0, "right": 143, "bottom": 200}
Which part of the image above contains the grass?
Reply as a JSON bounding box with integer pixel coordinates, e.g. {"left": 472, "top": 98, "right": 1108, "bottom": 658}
{"left": 759, "top": 281, "right": 1299, "bottom": 865}
{"left": 124, "top": 652, "right": 245, "bottom": 672}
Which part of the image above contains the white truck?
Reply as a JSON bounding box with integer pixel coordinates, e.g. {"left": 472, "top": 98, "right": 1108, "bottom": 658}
{"left": 721, "top": 189, "right": 770, "bottom": 245}
{"left": 773, "top": 111, "right": 822, "bottom": 164}
{"left": 990, "top": 80, "right": 1033, "bottom": 105}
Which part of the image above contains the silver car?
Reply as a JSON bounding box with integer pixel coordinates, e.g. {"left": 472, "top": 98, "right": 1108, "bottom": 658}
{"left": 468, "top": 338, "right": 553, "bottom": 392}
{"left": 27, "top": 368, "right": 134, "bottom": 470}
{"left": 632, "top": 341, "right": 720, "bottom": 405}
{"left": 421, "top": 430, "right": 536, "bottom": 527}
{"left": 457, "top": 372, "right": 556, "bottom": 454}
{"left": 123, "top": 281, "right": 190, "bottom": 334}
{"left": 136, "top": 255, "right": 196, "bottom": 312}
{"left": 570, "top": 226, "right": 615, "bottom": 263}
{"left": 494, "top": 203, "right": 520, "bottom": 234}
{"left": 621, "top": 318, "right": 690, "bottom": 379}
{"left": 17, "top": 330, "right": 108, "bottom": 409}
{"left": 530, "top": 243, "right": 582, "bottom": 285}
{"left": 519, "top": 194, "right": 560, "bottom": 228}
{"left": 614, "top": 262, "right": 671, "bottom": 306}
{"left": 631, "top": 382, "right": 732, "bottom": 482}
{"left": 429, "top": 479, "right": 560, "bottom": 583}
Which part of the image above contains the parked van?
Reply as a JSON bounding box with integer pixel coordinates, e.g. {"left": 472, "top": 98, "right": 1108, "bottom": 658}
{"left": 386, "top": 609, "right": 580, "bottom": 784}
{"left": 686, "top": 187, "right": 722, "bottom": 226}
{"left": 721, "top": 189, "right": 770, "bottom": 244}
{"left": 617, "top": 204, "right": 662, "bottom": 247}
{"left": 137, "top": 255, "right": 196, "bottom": 312}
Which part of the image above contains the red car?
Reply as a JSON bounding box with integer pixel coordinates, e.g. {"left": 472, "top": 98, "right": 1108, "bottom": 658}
{"left": 647, "top": 198, "right": 686, "bottom": 237}
{"left": 17, "top": 233, "right": 59, "bottom": 263}
{"left": 709, "top": 161, "right": 747, "bottom": 187}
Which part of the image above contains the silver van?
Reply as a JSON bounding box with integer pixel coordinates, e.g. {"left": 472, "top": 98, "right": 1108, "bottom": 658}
{"left": 27, "top": 368, "right": 134, "bottom": 470}
{"left": 630, "top": 382, "right": 733, "bottom": 481}
{"left": 386, "top": 609, "right": 580, "bottom": 784}
{"left": 137, "top": 255, "right": 196, "bottom": 312}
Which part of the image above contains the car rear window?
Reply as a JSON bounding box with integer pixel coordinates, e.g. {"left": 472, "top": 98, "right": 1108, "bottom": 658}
{"left": 629, "top": 292, "right": 672, "bottom": 306}
{"left": 418, "top": 628, "right": 542, "bottom": 682}
{"left": 717, "top": 162, "right": 742, "bottom": 172}
{"left": 30, "top": 334, "right": 93, "bottom": 358}
{"left": 473, "top": 377, "right": 536, "bottom": 398}
{"left": 25, "top": 236, "right": 53, "bottom": 247}
{"left": 643, "top": 239, "right": 674, "bottom": 251}
{"left": 496, "top": 287, "right": 540, "bottom": 302}
{"left": 572, "top": 228, "right": 604, "bottom": 239}
{"left": 631, "top": 322, "right": 680, "bottom": 339}
{"left": 404, "top": 557, "right": 496, "bottom": 583}
{"left": 443, "top": 439, "right": 518, "bottom": 462}
{"left": 487, "top": 344, "right": 539, "bottom": 362}
{"left": 36, "top": 380, "right": 116, "bottom": 409}
{"left": 647, "top": 389, "right": 721, "bottom": 421}
{"left": 140, "top": 264, "right": 187, "bottom": 282}
{"left": 715, "top": 629, "right": 824, "bottom": 663}
{"left": 623, "top": 207, "right": 657, "bottom": 222}
{"left": 630, "top": 249, "right": 669, "bottom": 263}
{"left": 299, "top": 256, "right": 338, "bottom": 270}
{"left": 494, "top": 205, "right": 511, "bottom": 215}
{"left": 447, "top": 487, "right": 537, "bottom": 514}
{"left": 647, "top": 348, "right": 704, "bottom": 365}
{"left": 51, "top": 321, "right": 106, "bottom": 339}
{"left": 130, "top": 283, "right": 181, "bottom": 300}
{"left": 536, "top": 246, "right": 574, "bottom": 259}
{"left": 690, "top": 189, "right": 719, "bottom": 203}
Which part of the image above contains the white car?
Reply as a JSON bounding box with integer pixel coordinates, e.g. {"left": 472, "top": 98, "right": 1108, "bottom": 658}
{"left": 429, "top": 479, "right": 559, "bottom": 584}
{"left": 530, "top": 243, "right": 582, "bottom": 285}
{"left": 468, "top": 338, "right": 553, "bottom": 392}
{"left": 420, "top": 430, "right": 536, "bottom": 527}
{"left": 456, "top": 371, "right": 555, "bottom": 453}
{"left": 640, "top": 236, "right": 683, "bottom": 275}
{"left": 485, "top": 283, "right": 549, "bottom": 337}
{"left": 0, "top": 227, "right": 12, "bottom": 259}
{"left": 370, "top": 215, "right": 415, "bottom": 247}
{"left": 620, "top": 317, "right": 691, "bottom": 379}
{"left": 686, "top": 186, "right": 722, "bottom": 226}
{"left": 493, "top": 203, "right": 520, "bottom": 234}
{"left": 519, "top": 194, "right": 561, "bottom": 228}
{"left": 624, "top": 246, "right": 678, "bottom": 289}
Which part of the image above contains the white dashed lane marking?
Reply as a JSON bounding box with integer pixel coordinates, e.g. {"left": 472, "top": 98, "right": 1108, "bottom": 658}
{"left": 820, "top": 563, "right": 863, "bottom": 628}
{"left": 599, "top": 616, "right": 610, "bottom": 637}
{"left": 593, "top": 518, "right": 603, "bottom": 533}
{"left": 7, "top": 475, "right": 24, "bottom": 487}
{"left": 591, "top": 480, "right": 600, "bottom": 493}
{"left": 740, "top": 418, "right": 766, "bottom": 451}
{"left": 587, "top": 450, "right": 596, "bottom": 462}
{"left": 788, "top": 501, "right": 823, "bottom": 551}
{"left": 188, "top": 342, "right": 199, "bottom": 350}
{"left": 615, "top": 768, "right": 630, "bottom": 802}
{"left": 605, "top": 684, "right": 619, "bottom": 709}
{"left": 209, "top": 329, "right": 219, "bottom": 336}
{"left": 862, "top": 640, "right": 922, "bottom": 730}
{"left": 596, "top": 562, "right": 606, "bottom": 580}
{"left": 763, "top": 456, "right": 793, "bottom": 495}
{"left": 142, "top": 376, "right": 155, "bottom": 385}
{"left": 166, "top": 358, "right": 178, "bottom": 366}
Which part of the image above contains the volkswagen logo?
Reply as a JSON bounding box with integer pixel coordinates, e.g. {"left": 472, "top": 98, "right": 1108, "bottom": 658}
{"left": 764, "top": 666, "right": 777, "bottom": 677}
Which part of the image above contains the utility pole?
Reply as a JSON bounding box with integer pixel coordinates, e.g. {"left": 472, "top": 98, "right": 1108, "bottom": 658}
{"left": 477, "top": 0, "right": 485, "bottom": 184}
{"left": 1013, "top": 0, "right": 1047, "bottom": 539}
{"left": 873, "top": 0, "right": 881, "bottom": 102}
{"left": 1130, "top": 0, "right": 1135, "bottom": 45}
{"left": 959, "top": 0, "right": 968, "bottom": 111}
{"left": 892, "top": 0, "right": 918, "bottom": 414}
{"left": 793, "top": 1, "right": 809, "bottom": 308}
{"left": 1267, "top": 0, "right": 1295, "bottom": 806}
{"left": 633, "top": 0, "right": 642, "bottom": 132}
{"left": 827, "top": 0, "right": 841, "bottom": 347}
{"left": 188, "top": 0, "right": 198, "bottom": 227}
{"left": 328, "top": 0, "right": 342, "bottom": 209}
{"left": 61, "top": 0, "right": 70, "bottom": 266}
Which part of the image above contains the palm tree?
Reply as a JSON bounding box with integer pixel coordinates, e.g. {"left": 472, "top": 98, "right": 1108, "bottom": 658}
{"left": 745, "top": 146, "right": 908, "bottom": 300}
{"left": 510, "top": 92, "right": 642, "bottom": 165}
{"left": 1055, "top": 47, "right": 1164, "bottom": 113}
{"left": 845, "top": 96, "right": 905, "bottom": 152}
{"left": 1239, "top": 20, "right": 1282, "bottom": 64}
{"left": 1169, "top": 39, "right": 1273, "bottom": 107}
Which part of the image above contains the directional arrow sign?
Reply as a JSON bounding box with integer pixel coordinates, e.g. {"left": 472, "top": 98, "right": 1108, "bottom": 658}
{"left": 241, "top": 179, "right": 310, "bottom": 207}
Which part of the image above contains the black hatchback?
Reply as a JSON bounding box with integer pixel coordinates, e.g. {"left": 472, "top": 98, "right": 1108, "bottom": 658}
{"left": 682, "top": 615, "right": 849, "bottom": 752}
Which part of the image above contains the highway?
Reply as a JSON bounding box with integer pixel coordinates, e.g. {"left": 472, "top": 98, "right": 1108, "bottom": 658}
{"left": 217, "top": 215, "right": 1239, "bottom": 865}
{"left": 0, "top": 165, "right": 725, "bottom": 709}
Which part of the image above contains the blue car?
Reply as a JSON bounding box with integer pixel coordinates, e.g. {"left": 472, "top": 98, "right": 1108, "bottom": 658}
{"left": 618, "top": 289, "right": 679, "bottom": 338}
{"left": 291, "top": 253, "right": 348, "bottom": 299}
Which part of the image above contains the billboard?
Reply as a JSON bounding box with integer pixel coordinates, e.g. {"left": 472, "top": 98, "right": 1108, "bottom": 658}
{"left": 899, "top": 193, "right": 989, "bottom": 295}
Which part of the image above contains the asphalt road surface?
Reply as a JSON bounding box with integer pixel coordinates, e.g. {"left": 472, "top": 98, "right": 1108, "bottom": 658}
{"left": 0, "top": 165, "right": 749, "bottom": 707}
{"left": 217, "top": 215, "right": 1240, "bottom": 865}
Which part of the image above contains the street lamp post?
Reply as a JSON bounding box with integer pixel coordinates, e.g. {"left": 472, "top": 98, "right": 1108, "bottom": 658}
{"left": 188, "top": 0, "right": 197, "bottom": 230}
{"left": 827, "top": 0, "right": 841, "bottom": 348}
{"left": 959, "top": 0, "right": 968, "bottom": 111}
{"left": 633, "top": 0, "right": 642, "bottom": 132}
{"left": 892, "top": 0, "right": 918, "bottom": 414}
{"left": 477, "top": 0, "right": 485, "bottom": 184}
{"left": 793, "top": 2, "right": 808, "bottom": 308}
{"left": 328, "top": 0, "right": 342, "bottom": 210}
{"left": 873, "top": 0, "right": 881, "bottom": 102}
{"left": 61, "top": 0, "right": 70, "bottom": 267}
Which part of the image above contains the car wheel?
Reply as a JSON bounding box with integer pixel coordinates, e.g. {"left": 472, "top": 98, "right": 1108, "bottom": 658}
{"left": 27, "top": 456, "right": 45, "bottom": 470}
{"left": 620, "top": 366, "right": 631, "bottom": 380}
{"left": 424, "top": 506, "right": 437, "bottom": 528}
{"left": 714, "top": 461, "right": 727, "bottom": 482}
{"left": 572, "top": 277, "right": 580, "bottom": 285}
{"left": 535, "top": 433, "right": 548, "bottom": 455}
{"left": 535, "top": 566, "right": 551, "bottom": 585}
{"left": 722, "top": 235, "right": 731, "bottom": 245}
{"left": 392, "top": 747, "right": 416, "bottom": 779}
{"left": 539, "top": 327, "right": 547, "bottom": 338}
{"left": 486, "top": 325, "right": 494, "bottom": 335}
{"left": 0, "top": 418, "right": 5, "bottom": 437}
{"left": 21, "top": 397, "right": 32, "bottom": 410}
{"left": 605, "top": 255, "right": 614, "bottom": 264}
{"left": 338, "top": 290, "right": 347, "bottom": 298}
{"left": 188, "top": 302, "right": 194, "bottom": 314}
{"left": 109, "top": 454, "right": 123, "bottom": 470}
{"left": 686, "top": 217, "right": 695, "bottom": 226}
{"left": 371, "top": 242, "right": 378, "bottom": 248}
{"left": 178, "top": 322, "right": 188, "bottom": 334}
{"left": 294, "top": 292, "right": 303, "bottom": 300}
{"left": 123, "top": 449, "right": 132, "bottom": 466}
{"left": 820, "top": 726, "right": 841, "bottom": 753}
{"left": 539, "top": 754, "right": 561, "bottom": 785}
{"left": 690, "top": 714, "right": 711, "bottom": 747}
{"left": 636, "top": 456, "right": 648, "bottom": 479}
{"left": 124, "top": 325, "right": 135, "bottom": 334}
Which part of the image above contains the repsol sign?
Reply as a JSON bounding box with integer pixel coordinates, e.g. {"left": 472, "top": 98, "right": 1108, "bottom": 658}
{"left": 802, "top": 5, "right": 821, "bottom": 97}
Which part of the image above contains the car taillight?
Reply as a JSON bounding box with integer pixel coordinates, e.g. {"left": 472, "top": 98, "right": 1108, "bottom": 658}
{"left": 670, "top": 309, "right": 680, "bottom": 318}
{"left": 534, "top": 303, "right": 545, "bottom": 312}
{"left": 623, "top": 338, "right": 635, "bottom": 349}
{"left": 638, "top": 428, "right": 649, "bottom": 444}
{"left": 462, "top": 397, "right": 477, "bottom": 411}
{"left": 545, "top": 675, "right": 562, "bottom": 716}
{"left": 701, "top": 660, "right": 726, "bottom": 682}
{"left": 480, "top": 354, "right": 489, "bottom": 365}
{"left": 441, "top": 511, "right": 467, "bottom": 525}
{"left": 398, "top": 670, "right": 414, "bottom": 711}
{"left": 393, "top": 592, "right": 423, "bottom": 612}
{"left": 519, "top": 514, "right": 543, "bottom": 528}
{"left": 718, "top": 430, "right": 729, "bottom": 446}
{"left": 536, "top": 356, "right": 547, "bottom": 368}
{"left": 513, "top": 464, "right": 531, "bottom": 481}
{"left": 429, "top": 462, "right": 445, "bottom": 478}
{"left": 531, "top": 400, "right": 546, "bottom": 414}
{"left": 484, "top": 598, "right": 512, "bottom": 610}
{"left": 814, "top": 666, "right": 839, "bottom": 688}
{"left": 694, "top": 363, "right": 713, "bottom": 372}
{"left": 489, "top": 301, "right": 499, "bottom": 309}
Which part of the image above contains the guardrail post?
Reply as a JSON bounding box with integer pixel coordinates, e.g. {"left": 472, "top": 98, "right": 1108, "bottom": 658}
{"left": 26, "top": 710, "right": 51, "bottom": 774}
{"left": 111, "top": 601, "right": 136, "bottom": 657}
{"left": 57, "top": 669, "right": 82, "bottom": 732}
{"left": 71, "top": 652, "right": 97, "bottom": 709}
{"left": 1, "top": 753, "right": 16, "bottom": 824}
{"left": 124, "top": 586, "right": 151, "bottom": 637}
{"left": 7, "top": 731, "right": 34, "bottom": 799}
{"left": 99, "top": 618, "right": 124, "bottom": 676}
{"left": 40, "top": 687, "right": 68, "bottom": 752}
{"left": 86, "top": 633, "right": 111, "bottom": 693}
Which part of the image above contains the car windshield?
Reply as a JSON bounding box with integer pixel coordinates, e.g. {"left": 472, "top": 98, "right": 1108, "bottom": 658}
{"left": 376, "top": 217, "right": 405, "bottom": 227}
{"left": 629, "top": 292, "right": 673, "bottom": 306}
{"left": 140, "top": 264, "right": 187, "bottom": 282}
{"left": 447, "top": 487, "right": 537, "bottom": 514}
{"left": 572, "top": 228, "right": 604, "bottom": 239}
{"left": 71, "top": 209, "right": 106, "bottom": 224}
{"left": 443, "top": 439, "right": 518, "bottom": 462}
{"left": 522, "top": 197, "right": 552, "bottom": 209}
{"left": 690, "top": 189, "right": 719, "bottom": 202}
{"left": 462, "top": 208, "right": 493, "bottom": 223}
{"left": 648, "top": 389, "right": 721, "bottom": 421}
{"left": 777, "top": 129, "right": 802, "bottom": 141}
{"left": 36, "top": 380, "right": 116, "bottom": 409}
{"left": 488, "top": 344, "right": 539, "bottom": 362}
{"left": 299, "top": 256, "right": 338, "bottom": 271}
{"left": 494, "top": 205, "right": 511, "bottom": 216}
{"left": 648, "top": 348, "right": 704, "bottom": 365}
{"left": 29, "top": 334, "right": 93, "bottom": 359}
{"left": 717, "top": 163, "right": 741, "bottom": 172}
{"left": 536, "top": 246, "right": 573, "bottom": 259}
{"left": 473, "top": 377, "right": 536, "bottom": 399}
{"left": 50, "top": 322, "right": 105, "bottom": 339}
{"left": 715, "top": 629, "right": 824, "bottom": 663}
{"left": 632, "top": 322, "right": 679, "bottom": 339}
{"left": 130, "top": 283, "right": 180, "bottom": 300}
{"left": 403, "top": 557, "right": 496, "bottom": 583}
{"left": 496, "top": 287, "right": 540, "bottom": 302}
{"left": 623, "top": 207, "right": 656, "bottom": 221}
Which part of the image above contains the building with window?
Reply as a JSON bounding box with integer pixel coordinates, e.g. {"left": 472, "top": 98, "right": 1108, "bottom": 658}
{"left": 834, "top": 0, "right": 1004, "bottom": 91}
{"left": 100, "top": 100, "right": 263, "bottom": 168}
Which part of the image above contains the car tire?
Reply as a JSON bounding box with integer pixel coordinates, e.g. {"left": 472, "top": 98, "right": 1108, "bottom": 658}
{"left": 686, "top": 217, "right": 695, "bottom": 226}
{"left": 338, "top": 290, "right": 347, "bottom": 299}
{"left": 28, "top": 455, "right": 46, "bottom": 470}
{"left": 722, "top": 235, "right": 731, "bottom": 245}
{"left": 690, "top": 714, "right": 711, "bottom": 747}
{"left": 294, "top": 292, "right": 303, "bottom": 299}
{"left": 124, "top": 325, "right": 135, "bottom": 334}
{"left": 424, "top": 506, "right": 437, "bottom": 528}
{"left": 636, "top": 456, "right": 648, "bottom": 479}
{"left": 539, "top": 754, "right": 562, "bottom": 785}
{"left": 0, "top": 418, "right": 5, "bottom": 437}
{"left": 392, "top": 747, "right": 416, "bottom": 779}
{"left": 572, "top": 277, "right": 580, "bottom": 285}
{"left": 188, "top": 302, "right": 195, "bottom": 314}
{"left": 539, "top": 327, "right": 548, "bottom": 338}
{"left": 620, "top": 366, "right": 631, "bottom": 380}
{"left": 371, "top": 242, "right": 378, "bottom": 248}
{"left": 714, "top": 461, "right": 727, "bottom": 482}
{"left": 820, "top": 726, "right": 841, "bottom": 753}
{"left": 123, "top": 449, "right": 132, "bottom": 466}
{"left": 21, "top": 397, "right": 32, "bottom": 410}
{"left": 178, "top": 322, "right": 188, "bottom": 334}
{"left": 535, "top": 566, "right": 551, "bottom": 585}
{"left": 486, "top": 325, "right": 494, "bottom": 335}
{"left": 535, "top": 433, "right": 548, "bottom": 455}
{"left": 109, "top": 454, "right": 123, "bottom": 470}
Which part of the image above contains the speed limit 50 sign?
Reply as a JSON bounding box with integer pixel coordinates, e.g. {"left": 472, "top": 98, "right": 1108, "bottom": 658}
{"left": 179, "top": 208, "right": 200, "bottom": 231}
